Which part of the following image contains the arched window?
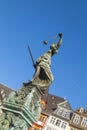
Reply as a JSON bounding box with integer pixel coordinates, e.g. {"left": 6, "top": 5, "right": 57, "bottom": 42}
{"left": 81, "top": 118, "right": 87, "bottom": 127}
{"left": 73, "top": 115, "right": 80, "bottom": 124}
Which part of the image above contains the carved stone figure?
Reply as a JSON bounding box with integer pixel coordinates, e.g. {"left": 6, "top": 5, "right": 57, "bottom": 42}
{"left": 27, "top": 33, "right": 63, "bottom": 92}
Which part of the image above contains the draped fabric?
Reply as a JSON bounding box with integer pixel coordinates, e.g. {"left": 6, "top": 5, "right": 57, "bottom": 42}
{"left": 32, "top": 50, "right": 54, "bottom": 90}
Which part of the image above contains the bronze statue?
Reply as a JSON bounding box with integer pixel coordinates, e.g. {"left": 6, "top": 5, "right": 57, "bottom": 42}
{"left": 24, "top": 33, "right": 63, "bottom": 93}
{"left": 0, "top": 33, "right": 63, "bottom": 130}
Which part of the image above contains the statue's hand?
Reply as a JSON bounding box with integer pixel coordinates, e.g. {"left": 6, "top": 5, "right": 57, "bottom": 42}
{"left": 58, "top": 33, "right": 63, "bottom": 38}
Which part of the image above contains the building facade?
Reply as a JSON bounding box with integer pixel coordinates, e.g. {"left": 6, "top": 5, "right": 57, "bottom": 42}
{"left": 30, "top": 94, "right": 72, "bottom": 130}
{"left": 43, "top": 100, "right": 72, "bottom": 130}
{"left": 69, "top": 107, "right": 87, "bottom": 130}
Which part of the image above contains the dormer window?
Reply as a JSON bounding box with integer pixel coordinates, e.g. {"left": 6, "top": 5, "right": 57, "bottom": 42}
{"left": 57, "top": 108, "right": 63, "bottom": 116}
{"left": 79, "top": 107, "right": 84, "bottom": 113}
{"left": 0, "top": 89, "right": 4, "bottom": 94}
{"left": 57, "top": 108, "right": 70, "bottom": 119}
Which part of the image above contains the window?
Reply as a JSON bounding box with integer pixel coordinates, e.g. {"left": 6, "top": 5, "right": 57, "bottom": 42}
{"left": 81, "top": 118, "right": 87, "bottom": 127}
{"left": 79, "top": 107, "right": 84, "bottom": 113}
{"left": 62, "top": 111, "right": 66, "bottom": 117}
{"left": 61, "top": 122, "right": 67, "bottom": 129}
{"left": 38, "top": 115, "right": 45, "bottom": 122}
{"left": 0, "top": 89, "right": 5, "bottom": 100}
{"left": 71, "top": 128, "right": 75, "bottom": 130}
{"left": 57, "top": 108, "right": 70, "bottom": 119}
{"left": 34, "top": 128, "right": 39, "bottom": 130}
{"left": 46, "top": 127, "right": 54, "bottom": 130}
{"left": 50, "top": 117, "right": 56, "bottom": 124}
{"left": 0, "top": 89, "right": 4, "bottom": 94}
{"left": 1, "top": 93, "right": 5, "bottom": 98}
{"left": 62, "top": 111, "right": 70, "bottom": 118}
{"left": 73, "top": 115, "right": 80, "bottom": 124}
{"left": 0, "top": 109, "right": 3, "bottom": 116}
{"left": 55, "top": 119, "right": 61, "bottom": 127}
{"left": 33, "top": 126, "right": 40, "bottom": 130}
{"left": 57, "top": 109, "right": 63, "bottom": 116}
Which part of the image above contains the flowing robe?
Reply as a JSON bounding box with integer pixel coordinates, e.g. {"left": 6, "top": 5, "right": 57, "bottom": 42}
{"left": 32, "top": 50, "right": 54, "bottom": 91}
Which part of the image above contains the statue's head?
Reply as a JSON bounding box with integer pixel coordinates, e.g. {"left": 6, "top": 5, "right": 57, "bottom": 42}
{"left": 50, "top": 43, "right": 58, "bottom": 54}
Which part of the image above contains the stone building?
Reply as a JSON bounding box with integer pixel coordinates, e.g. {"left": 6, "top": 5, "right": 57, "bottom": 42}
{"left": 69, "top": 107, "right": 87, "bottom": 130}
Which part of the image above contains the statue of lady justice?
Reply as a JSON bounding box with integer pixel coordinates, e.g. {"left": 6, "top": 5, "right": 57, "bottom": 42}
{"left": 24, "top": 33, "right": 63, "bottom": 93}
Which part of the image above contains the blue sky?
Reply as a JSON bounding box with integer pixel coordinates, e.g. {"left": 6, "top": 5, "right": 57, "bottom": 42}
{"left": 0, "top": 0, "right": 87, "bottom": 110}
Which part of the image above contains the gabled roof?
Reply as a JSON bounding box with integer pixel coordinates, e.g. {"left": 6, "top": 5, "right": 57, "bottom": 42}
{"left": 52, "top": 100, "right": 73, "bottom": 121}
{"left": 42, "top": 93, "right": 65, "bottom": 115}
{"left": 0, "top": 83, "right": 13, "bottom": 100}
{"left": 74, "top": 107, "right": 87, "bottom": 116}
{"left": 57, "top": 100, "right": 72, "bottom": 111}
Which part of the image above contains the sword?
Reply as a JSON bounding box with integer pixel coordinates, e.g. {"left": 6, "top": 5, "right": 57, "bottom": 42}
{"left": 27, "top": 45, "right": 35, "bottom": 68}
